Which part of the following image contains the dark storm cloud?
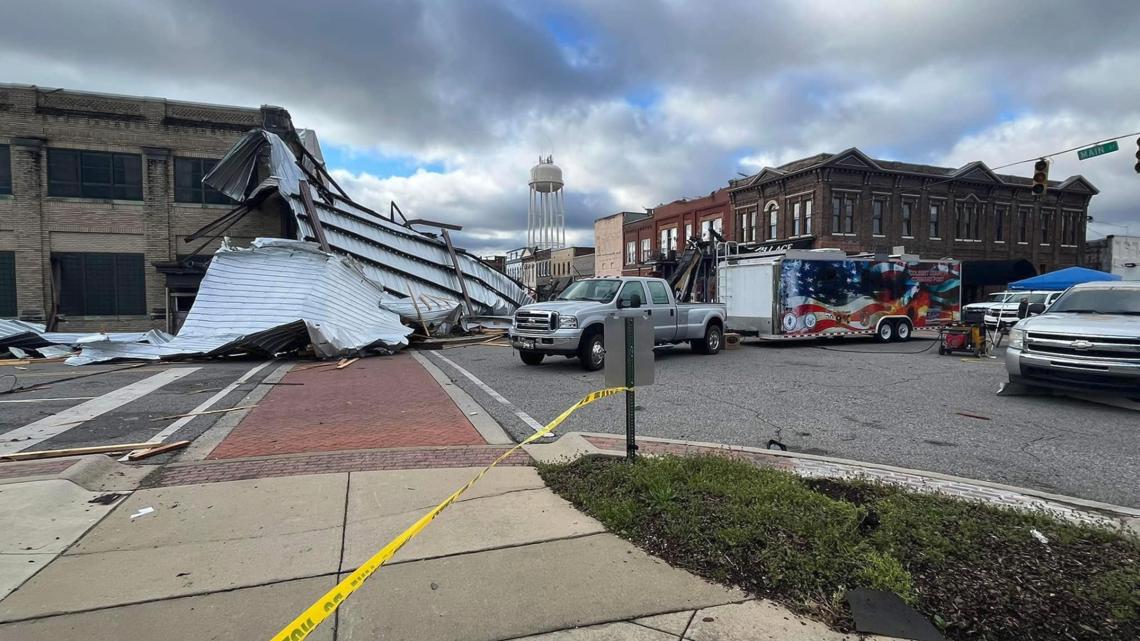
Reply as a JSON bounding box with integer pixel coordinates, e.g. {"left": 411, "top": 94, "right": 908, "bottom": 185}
{"left": 2, "top": 0, "right": 1138, "bottom": 253}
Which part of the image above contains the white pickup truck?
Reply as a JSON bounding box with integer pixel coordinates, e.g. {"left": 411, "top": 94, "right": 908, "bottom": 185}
{"left": 508, "top": 277, "right": 727, "bottom": 370}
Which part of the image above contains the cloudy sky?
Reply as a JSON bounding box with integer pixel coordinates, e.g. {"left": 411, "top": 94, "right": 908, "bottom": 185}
{"left": 3, "top": 0, "right": 1139, "bottom": 254}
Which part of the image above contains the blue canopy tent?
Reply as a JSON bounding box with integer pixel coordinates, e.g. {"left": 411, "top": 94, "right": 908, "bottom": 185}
{"left": 1008, "top": 266, "right": 1121, "bottom": 291}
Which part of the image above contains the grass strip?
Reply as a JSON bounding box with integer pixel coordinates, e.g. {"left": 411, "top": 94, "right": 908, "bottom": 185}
{"left": 539, "top": 454, "right": 1139, "bottom": 641}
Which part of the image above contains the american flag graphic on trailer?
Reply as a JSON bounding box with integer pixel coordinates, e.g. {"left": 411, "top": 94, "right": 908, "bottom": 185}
{"left": 777, "top": 259, "right": 960, "bottom": 335}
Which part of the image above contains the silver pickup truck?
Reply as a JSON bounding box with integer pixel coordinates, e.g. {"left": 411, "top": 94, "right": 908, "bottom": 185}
{"left": 509, "top": 276, "right": 727, "bottom": 370}
{"left": 1006, "top": 281, "right": 1140, "bottom": 397}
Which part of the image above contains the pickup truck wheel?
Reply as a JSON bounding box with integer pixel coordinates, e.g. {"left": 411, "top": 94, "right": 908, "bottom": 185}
{"left": 519, "top": 351, "right": 545, "bottom": 366}
{"left": 579, "top": 331, "right": 605, "bottom": 371}
{"left": 876, "top": 320, "right": 895, "bottom": 343}
{"left": 694, "top": 323, "right": 723, "bottom": 355}
{"left": 894, "top": 320, "right": 911, "bottom": 342}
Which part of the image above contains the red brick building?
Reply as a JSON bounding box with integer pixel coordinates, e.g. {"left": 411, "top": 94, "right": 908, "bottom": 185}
{"left": 621, "top": 189, "right": 731, "bottom": 276}
{"left": 728, "top": 148, "right": 1098, "bottom": 302}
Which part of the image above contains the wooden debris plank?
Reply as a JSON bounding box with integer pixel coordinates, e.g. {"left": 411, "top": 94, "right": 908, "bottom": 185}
{"left": 151, "top": 404, "right": 257, "bottom": 422}
{"left": 126, "top": 440, "right": 191, "bottom": 461}
{"left": 1, "top": 441, "right": 164, "bottom": 462}
{"left": 335, "top": 357, "right": 359, "bottom": 370}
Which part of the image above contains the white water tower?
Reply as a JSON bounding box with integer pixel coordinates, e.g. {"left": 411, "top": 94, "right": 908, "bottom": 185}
{"left": 528, "top": 156, "right": 566, "bottom": 249}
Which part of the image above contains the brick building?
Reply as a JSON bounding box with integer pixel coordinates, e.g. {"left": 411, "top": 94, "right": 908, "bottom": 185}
{"left": 621, "top": 189, "right": 732, "bottom": 277}
{"left": 550, "top": 246, "right": 594, "bottom": 279}
{"left": 0, "top": 84, "right": 296, "bottom": 331}
{"left": 593, "top": 210, "right": 648, "bottom": 277}
{"left": 728, "top": 148, "right": 1098, "bottom": 301}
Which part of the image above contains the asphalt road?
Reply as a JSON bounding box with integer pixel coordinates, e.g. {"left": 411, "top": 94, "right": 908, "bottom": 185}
{"left": 0, "top": 359, "right": 275, "bottom": 459}
{"left": 428, "top": 338, "right": 1140, "bottom": 508}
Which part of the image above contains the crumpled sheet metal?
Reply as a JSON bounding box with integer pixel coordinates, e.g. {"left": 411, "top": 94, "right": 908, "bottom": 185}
{"left": 1, "top": 319, "right": 150, "bottom": 352}
{"left": 0, "top": 319, "right": 49, "bottom": 350}
{"left": 68, "top": 239, "right": 412, "bottom": 365}
{"left": 203, "top": 130, "right": 533, "bottom": 317}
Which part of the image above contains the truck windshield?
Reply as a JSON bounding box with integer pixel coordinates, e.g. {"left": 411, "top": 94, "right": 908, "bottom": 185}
{"left": 557, "top": 279, "right": 621, "bottom": 302}
{"left": 1004, "top": 292, "right": 1050, "bottom": 305}
{"left": 1049, "top": 289, "right": 1140, "bottom": 315}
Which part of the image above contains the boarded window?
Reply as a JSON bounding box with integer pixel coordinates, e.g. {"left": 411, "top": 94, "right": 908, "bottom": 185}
{"left": 47, "top": 150, "right": 142, "bottom": 200}
{"left": 54, "top": 252, "right": 146, "bottom": 316}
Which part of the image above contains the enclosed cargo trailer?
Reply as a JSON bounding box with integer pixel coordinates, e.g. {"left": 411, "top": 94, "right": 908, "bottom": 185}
{"left": 717, "top": 249, "right": 960, "bottom": 342}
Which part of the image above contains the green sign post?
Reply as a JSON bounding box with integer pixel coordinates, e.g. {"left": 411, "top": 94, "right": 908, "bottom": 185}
{"left": 1077, "top": 141, "right": 1119, "bottom": 161}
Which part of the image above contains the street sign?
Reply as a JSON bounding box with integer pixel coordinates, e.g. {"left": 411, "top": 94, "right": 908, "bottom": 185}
{"left": 604, "top": 312, "right": 654, "bottom": 460}
{"left": 604, "top": 313, "right": 654, "bottom": 388}
{"left": 1077, "top": 141, "right": 1119, "bottom": 161}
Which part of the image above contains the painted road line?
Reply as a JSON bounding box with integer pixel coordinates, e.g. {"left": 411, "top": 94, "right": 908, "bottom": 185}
{"left": 429, "top": 352, "right": 546, "bottom": 433}
{"left": 0, "top": 368, "right": 200, "bottom": 455}
{"left": 149, "top": 361, "right": 272, "bottom": 443}
{"left": 0, "top": 397, "right": 96, "bottom": 404}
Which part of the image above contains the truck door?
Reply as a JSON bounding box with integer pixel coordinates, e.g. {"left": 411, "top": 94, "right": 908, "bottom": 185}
{"left": 645, "top": 280, "right": 678, "bottom": 342}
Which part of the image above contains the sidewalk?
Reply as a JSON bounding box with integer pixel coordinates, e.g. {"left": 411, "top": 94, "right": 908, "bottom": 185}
{"left": 6, "top": 349, "right": 1132, "bottom": 640}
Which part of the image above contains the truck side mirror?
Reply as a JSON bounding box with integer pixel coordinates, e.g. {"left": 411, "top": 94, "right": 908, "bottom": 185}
{"left": 1027, "top": 303, "right": 1046, "bottom": 315}
{"left": 628, "top": 293, "right": 642, "bottom": 309}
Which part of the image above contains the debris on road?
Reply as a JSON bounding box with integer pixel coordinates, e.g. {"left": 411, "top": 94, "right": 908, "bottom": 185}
{"left": 129, "top": 507, "right": 156, "bottom": 519}
{"left": 66, "top": 239, "right": 413, "bottom": 366}
{"left": 126, "top": 441, "right": 191, "bottom": 461}
{"left": 954, "top": 411, "right": 992, "bottom": 421}
{"left": 335, "top": 357, "right": 359, "bottom": 370}
{"left": 0, "top": 441, "right": 164, "bottom": 462}
{"left": 151, "top": 405, "right": 257, "bottom": 422}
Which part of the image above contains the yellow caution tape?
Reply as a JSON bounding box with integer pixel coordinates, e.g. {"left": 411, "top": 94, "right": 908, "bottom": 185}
{"left": 269, "top": 386, "right": 628, "bottom": 641}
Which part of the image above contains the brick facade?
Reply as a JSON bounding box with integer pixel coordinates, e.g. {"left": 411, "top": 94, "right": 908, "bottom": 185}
{"left": 728, "top": 149, "right": 1097, "bottom": 300}
{"left": 621, "top": 190, "right": 731, "bottom": 276}
{"left": 0, "top": 84, "right": 293, "bottom": 331}
{"left": 593, "top": 211, "right": 646, "bottom": 277}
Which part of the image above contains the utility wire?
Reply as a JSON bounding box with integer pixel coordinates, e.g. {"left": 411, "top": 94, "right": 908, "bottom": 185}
{"left": 921, "top": 130, "right": 1140, "bottom": 191}
{"left": 989, "top": 130, "right": 1140, "bottom": 171}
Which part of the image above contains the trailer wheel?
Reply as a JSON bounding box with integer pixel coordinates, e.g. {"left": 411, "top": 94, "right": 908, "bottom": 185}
{"left": 579, "top": 329, "right": 605, "bottom": 371}
{"left": 694, "top": 323, "right": 723, "bottom": 355}
{"left": 519, "top": 351, "right": 545, "bottom": 366}
{"left": 894, "top": 320, "right": 912, "bottom": 342}
{"left": 876, "top": 320, "right": 895, "bottom": 342}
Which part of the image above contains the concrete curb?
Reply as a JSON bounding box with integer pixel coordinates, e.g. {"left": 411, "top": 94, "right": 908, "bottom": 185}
{"left": 533, "top": 431, "right": 1140, "bottom": 529}
{"left": 410, "top": 350, "right": 513, "bottom": 445}
{"left": 0, "top": 455, "right": 152, "bottom": 492}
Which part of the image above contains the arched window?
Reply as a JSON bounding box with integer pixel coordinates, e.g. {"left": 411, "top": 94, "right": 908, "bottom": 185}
{"left": 766, "top": 202, "right": 778, "bottom": 240}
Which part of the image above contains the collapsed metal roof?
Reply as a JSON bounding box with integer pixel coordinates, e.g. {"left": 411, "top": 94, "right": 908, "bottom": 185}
{"left": 202, "top": 129, "right": 533, "bottom": 317}
{"left": 66, "top": 239, "right": 412, "bottom": 365}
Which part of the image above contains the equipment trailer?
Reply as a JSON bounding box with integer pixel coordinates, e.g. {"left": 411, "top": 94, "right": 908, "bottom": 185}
{"left": 717, "top": 248, "right": 960, "bottom": 342}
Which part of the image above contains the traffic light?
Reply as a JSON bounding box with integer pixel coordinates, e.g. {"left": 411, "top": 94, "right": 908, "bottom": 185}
{"left": 1134, "top": 137, "right": 1140, "bottom": 174}
{"left": 1031, "top": 158, "right": 1050, "bottom": 196}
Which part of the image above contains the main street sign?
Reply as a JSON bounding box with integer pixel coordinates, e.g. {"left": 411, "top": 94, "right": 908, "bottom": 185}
{"left": 1077, "top": 141, "right": 1119, "bottom": 160}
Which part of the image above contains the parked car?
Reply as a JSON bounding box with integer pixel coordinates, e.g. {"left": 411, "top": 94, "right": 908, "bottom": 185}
{"left": 963, "top": 290, "right": 1012, "bottom": 315}
{"left": 984, "top": 290, "right": 1063, "bottom": 330}
{"left": 1006, "top": 281, "right": 1140, "bottom": 396}
{"left": 509, "top": 277, "right": 726, "bottom": 370}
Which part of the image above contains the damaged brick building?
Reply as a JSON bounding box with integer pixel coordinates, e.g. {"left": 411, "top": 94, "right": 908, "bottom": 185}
{"left": 0, "top": 84, "right": 296, "bottom": 332}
